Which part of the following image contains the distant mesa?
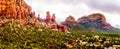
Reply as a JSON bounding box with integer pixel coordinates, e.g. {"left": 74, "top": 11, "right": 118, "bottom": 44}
{"left": 77, "top": 13, "right": 106, "bottom": 23}
{"left": 78, "top": 13, "right": 114, "bottom": 30}
{"left": 62, "top": 13, "right": 115, "bottom": 31}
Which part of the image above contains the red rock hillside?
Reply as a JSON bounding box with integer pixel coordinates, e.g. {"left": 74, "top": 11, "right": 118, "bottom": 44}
{"left": 0, "top": 0, "right": 67, "bottom": 32}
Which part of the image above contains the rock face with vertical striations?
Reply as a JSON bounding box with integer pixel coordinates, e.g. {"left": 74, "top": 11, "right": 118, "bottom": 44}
{"left": 0, "top": 0, "right": 40, "bottom": 29}
{"left": 0, "top": 0, "right": 33, "bottom": 19}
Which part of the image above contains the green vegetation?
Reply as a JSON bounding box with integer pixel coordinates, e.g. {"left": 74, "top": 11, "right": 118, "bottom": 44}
{"left": 0, "top": 19, "right": 120, "bottom": 49}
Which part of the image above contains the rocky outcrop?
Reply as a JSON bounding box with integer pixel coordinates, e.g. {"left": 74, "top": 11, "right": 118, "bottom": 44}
{"left": 78, "top": 13, "right": 106, "bottom": 24}
{"left": 37, "top": 11, "right": 68, "bottom": 32}
{"left": 62, "top": 13, "right": 114, "bottom": 31}
{"left": 46, "top": 11, "right": 51, "bottom": 23}
{"left": 0, "top": 0, "right": 34, "bottom": 19}
{"left": 61, "top": 15, "right": 85, "bottom": 30}
{"left": 51, "top": 14, "right": 56, "bottom": 23}
{"left": 61, "top": 15, "right": 76, "bottom": 28}
{"left": 65, "top": 15, "right": 76, "bottom": 22}
{"left": 0, "top": 0, "right": 67, "bottom": 33}
{"left": 0, "top": 0, "right": 34, "bottom": 27}
{"left": 77, "top": 13, "right": 114, "bottom": 30}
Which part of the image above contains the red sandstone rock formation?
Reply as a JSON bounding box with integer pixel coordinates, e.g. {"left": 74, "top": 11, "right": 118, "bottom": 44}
{"left": 62, "top": 13, "right": 114, "bottom": 31}
{"left": 78, "top": 13, "right": 114, "bottom": 30}
{"left": 43, "top": 11, "right": 68, "bottom": 32}
{"left": 51, "top": 13, "right": 56, "bottom": 23}
{"left": 89, "top": 13, "right": 106, "bottom": 23}
{"left": 17, "top": 11, "right": 22, "bottom": 18}
{"left": 37, "top": 14, "right": 42, "bottom": 21}
{"left": 46, "top": 11, "right": 51, "bottom": 22}
{"left": 0, "top": 0, "right": 33, "bottom": 19}
{"left": 65, "top": 15, "right": 76, "bottom": 22}
{"left": 19, "top": 19, "right": 27, "bottom": 25}
{"left": 57, "top": 25, "right": 67, "bottom": 32}
{"left": 78, "top": 13, "right": 106, "bottom": 23}
{"left": 30, "top": 11, "right": 36, "bottom": 19}
{"left": 0, "top": 0, "right": 68, "bottom": 33}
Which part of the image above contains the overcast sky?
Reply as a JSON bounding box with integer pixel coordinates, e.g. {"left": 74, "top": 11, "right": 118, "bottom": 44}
{"left": 25, "top": 0, "right": 120, "bottom": 28}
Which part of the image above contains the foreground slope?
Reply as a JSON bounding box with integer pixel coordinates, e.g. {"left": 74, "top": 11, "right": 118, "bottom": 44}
{"left": 0, "top": 19, "right": 120, "bottom": 49}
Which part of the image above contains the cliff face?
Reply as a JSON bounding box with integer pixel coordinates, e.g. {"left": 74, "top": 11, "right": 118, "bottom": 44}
{"left": 78, "top": 13, "right": 106, "bottom": 24}
{"left": 0, "top": 0, "right": 33, "bottom": 19}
